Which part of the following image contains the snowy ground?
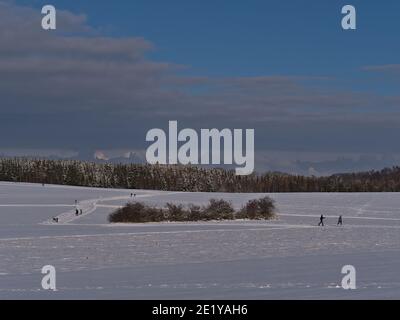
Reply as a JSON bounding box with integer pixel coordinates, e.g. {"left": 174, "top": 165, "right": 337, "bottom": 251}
{"left": 0, "top": 181, "right": 399, "bottom": 299}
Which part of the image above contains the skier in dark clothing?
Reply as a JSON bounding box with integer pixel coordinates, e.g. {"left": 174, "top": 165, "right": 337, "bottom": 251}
{"left": 337, "top": 215, "right": 343, "bottom": 226}
{"left": 52, "top": 217, "right": 59, "bottom": 223}
{"left": 80, "top": 209, "right": 83, "bottom": 215}
{"left": 318, "top": 214, "right": 326, "bottom": 226}
{"left": 75, "top": 208, "right": 79, "bottom": 216}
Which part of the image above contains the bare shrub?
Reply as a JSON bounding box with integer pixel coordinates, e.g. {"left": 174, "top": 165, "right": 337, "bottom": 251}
{"left": 108, "top": 202, "right": 163, "bottom": 223}
{"left": 109, "top": 197, "right": 276, "bottom": 223}
{"left": 187, "top": 204, "right": 203, "bottom": 221}
{"left": 203, "top": 199, "right": 234, "bottom": 220}
{"left": 165, "top": 203, "right": 188, "bottom": 222}
{"left": 237, "top": 196, "right": 276, "bottom": 220}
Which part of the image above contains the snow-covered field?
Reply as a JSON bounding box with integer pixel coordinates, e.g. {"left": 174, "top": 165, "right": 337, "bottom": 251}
{"left": 0, "top": 181, "right": 399, "bottom": 299}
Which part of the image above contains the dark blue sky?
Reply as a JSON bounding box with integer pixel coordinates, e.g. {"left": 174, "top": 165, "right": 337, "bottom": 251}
{"left": 2, "top": 0, "right": 400, "bottom": 174}
{"left": 16, "top": 1, "right": 400, "bottom": 82}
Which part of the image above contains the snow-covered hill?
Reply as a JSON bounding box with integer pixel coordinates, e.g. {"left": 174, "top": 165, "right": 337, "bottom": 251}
{"left": 0, "top": 182, "right": 399, "bottom": 299}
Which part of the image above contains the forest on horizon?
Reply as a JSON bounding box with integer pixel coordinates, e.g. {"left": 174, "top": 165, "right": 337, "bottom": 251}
{"left": 1, "top": 158, "right": 400, "bottom": 193}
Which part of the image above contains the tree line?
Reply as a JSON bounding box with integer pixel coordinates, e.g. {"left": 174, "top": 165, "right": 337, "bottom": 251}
{"left": 1, "top": 158, "right": 400, "bottom": 192}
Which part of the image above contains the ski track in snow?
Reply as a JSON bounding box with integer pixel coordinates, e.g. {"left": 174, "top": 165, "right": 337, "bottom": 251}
{"left": 39, "top": 192, "right": 180, "bottom": 224}
{"left": 0, "top": 182, "right": 400, "bottom": 299}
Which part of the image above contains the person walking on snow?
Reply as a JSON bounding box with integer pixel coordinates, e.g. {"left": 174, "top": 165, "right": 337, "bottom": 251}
{"left": 337, "top": 215, "right": 343, "bottom": 226}
{"left": 318, "top": 214, "right": 326, "bottom": 226}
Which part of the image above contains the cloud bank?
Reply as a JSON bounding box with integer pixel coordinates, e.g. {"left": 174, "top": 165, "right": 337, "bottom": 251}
{"left": 1, "top": 1, "right": 400, "bottom": 174}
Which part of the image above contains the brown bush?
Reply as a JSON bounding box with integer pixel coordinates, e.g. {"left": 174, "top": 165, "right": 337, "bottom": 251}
{"left": 109, "top": 197, "right": 276, "bottom": 223}
{"left": 165, "top": 203, "right": 188, "bottom": 222}
{"left": 203, "top": 199, "right": 235, "bottom": 221}
{"left": 237, "top": 196, "right": 276, "bottom": 220}
{"left": 108, "top": 202, "right": 163, "bottom": 223}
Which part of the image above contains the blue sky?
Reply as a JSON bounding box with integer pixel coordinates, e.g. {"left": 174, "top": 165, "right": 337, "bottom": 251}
{"left": 1, "top": 0, "right": 400, "bottom": 174}
{"left": 15, "top": 0, "right": 400, "bottom": 80}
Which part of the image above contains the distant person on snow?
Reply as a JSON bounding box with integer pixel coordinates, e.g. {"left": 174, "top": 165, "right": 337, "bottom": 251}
{"left": 75, "top": 208, "right": 79, "bottom": 216}
{"left": 80, "top": 209, "right": 83, "bottom": 215}
{"left": 52, "top": 217, "right": 59, "bottom": 223}
{"left": 337, "top": 215, "right": 343, "bottom": 226}
{"left": 318, "top": 214, "right": 326, "bottom": 226}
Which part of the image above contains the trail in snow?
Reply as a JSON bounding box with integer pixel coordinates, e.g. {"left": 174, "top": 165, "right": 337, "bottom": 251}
{"left": 278, "top": 213, "right": 400, "bottom": 221}
{"left": 40, "top": 192, "right": 181, "bottom": 224}
{"left": 0, "top": 225, "right": 314, "bottom": 242}
{"left": 0, "top": 204, "right": 72, "bottom": 207}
